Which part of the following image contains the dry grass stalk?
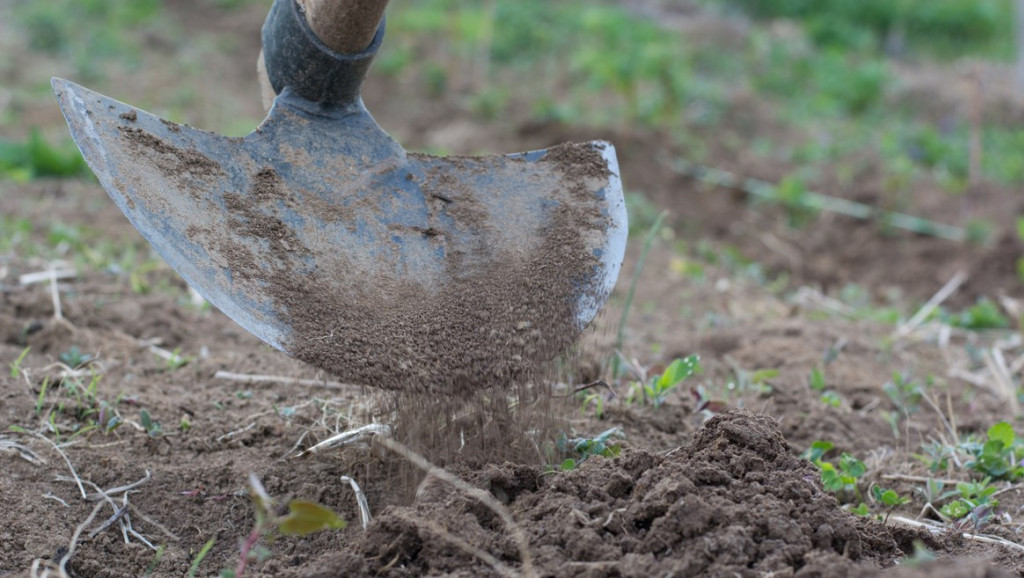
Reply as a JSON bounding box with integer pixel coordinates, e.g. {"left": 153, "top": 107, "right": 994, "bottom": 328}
{"left": 299, "top": 423, "right": 391, "bottom": 457}
{"left": 340, "top": 475, "right": 373, "bottom": 530}
{"left": 892, "top": 271, "right": 967, "bottom": 340}
{"left": 890, "top": 515, "right": 1024, "bottom": 553}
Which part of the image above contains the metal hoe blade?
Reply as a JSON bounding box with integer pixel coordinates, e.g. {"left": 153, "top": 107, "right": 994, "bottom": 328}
{"left": 51, "top": 14, "right": 626, "bottom": 389}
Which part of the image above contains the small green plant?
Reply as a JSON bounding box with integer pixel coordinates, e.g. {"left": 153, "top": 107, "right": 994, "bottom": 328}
{"left": 962, "top": 422, "right": 1024, "bottom": 480}
{"left": 0, "top": 129, "right": 89, "bottom": 182}
{"left": 625, "top": 355, "right": 702, "bottom": 408}
{"left": 222, "top": 474, "right": 346, "bottom": 578}
{"left": 801, "top": 440, "right": 834, "bottom": 463}
{"left": 809, "top": 367, "right": 826, "bottom": 392}
{"left": 939, "top": 478, "right": 998, "bottom": 526}
{"left": 819, "top": 453, "right": 866, "bottom": 495}
{"left": 949, "top": 298, "right": 1010, "bottom": 330}
{"left": 556, "top": 427, "right": 624, "bottom": 471}
{"left": 187, "top": 537, "right": 215, "bottom": 577}
{"left": 809, "top": 367, "right": 843, "bottom": 408}
{"left": 59, "top": 346, "right": 93, "bottom": 368}
{"left": 164, "top": 348, "right": 194, "bottom": 371}
{"left": 883, "top": 371, "right": 926, "bottom": 417}
{"left": 803, "top": 442, "right": 868, "bottom": 506}
{"left": 775, "top": 174, "right": 818, "bottom": 227}
{"left": 870, "top": 485, "right": 911, "bottom": 522}
{"left": 9, "top": 347, "right": 30, "bottom": 378}
{"left": 140, "top": 409, "right": 162, "bottom": 437}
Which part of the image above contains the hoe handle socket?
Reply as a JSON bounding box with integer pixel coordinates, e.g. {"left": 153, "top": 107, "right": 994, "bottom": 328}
{"left": 262, "top": 0, "right": 384, "bottom": 107}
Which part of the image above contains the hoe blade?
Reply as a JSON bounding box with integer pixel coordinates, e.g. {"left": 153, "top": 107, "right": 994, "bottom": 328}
{"left": 53, "top": 78, "right": 627, "bottom": 390}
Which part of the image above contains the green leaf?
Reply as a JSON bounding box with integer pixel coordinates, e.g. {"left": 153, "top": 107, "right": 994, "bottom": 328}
{"left": 820, "top": 390, "right": 842, "bottom": 408}
{"left": 561, "top": 458, "right": 576, "bottom": 471}
{"left": 850, "top": 503, "right": 870, "bottom": 516}
{"left": 187, "top": 536, "right": 216, "bottom": 577}
{"left": 749, "top": 368, "right": 780, "bottom": 384}
{"left": 879, "top": 489, "right": 908, "bottom": 507}
{"left": 940, "top": 499, "right": 970, "bottom": 520}
{"left": 839, "top": 454, "right": 866, "bottom": 478}
{"left": 801, "top": 440, "right": 834, "bottom": 463}
{"left": 656, "top": 355, "right": 701, "bottom": 389}
{"left": 810, "top": 368, "right": 826, "bottom": 391}
{"left": 278, "top": 501, "right": 347, "bottom": 536}
{"left": 988, "top": 422, "right": 1015, "bottom": 448}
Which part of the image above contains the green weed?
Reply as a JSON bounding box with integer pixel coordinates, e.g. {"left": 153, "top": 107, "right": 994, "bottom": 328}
{"left": 0, "top": 129, "right": 88, "bottom": 181}
{"left": 187, "top": 537, "right": 215, "bottom": 577}
{"left": 221, "top": 474, "right": 345, "bottom": 578}
{"left": 946, "top": 298, "right": 1010, "bottom": 330}
{"left": 9, "top": 347, "right": 30, "bottom": 378}
{"left": 556, "top": 427, "right": 624, "bottom": 471}
{"left": 140, "top": 409, "right": 162, "bottom": 437}
{"left": 939, "top": 479, "right": 999, "bottom": 525}
{"left": 709, "top": 0, "right": 1012, "bottom": 59}
{"left": 59, "top": 346, "right": 93, "bottom": 369}
{"left": 963, "top": 422, "right": 1024, "bottom": 480}
{"left": 15, "top": 0, "right": 161, "bottom": 78}
{"left": 624, "top": 355, "right": 702, "bottom": 408}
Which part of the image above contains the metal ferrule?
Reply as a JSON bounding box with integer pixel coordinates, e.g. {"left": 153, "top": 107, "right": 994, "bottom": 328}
{"left": 261, "top": 0, "right": 385, "bottom": 106}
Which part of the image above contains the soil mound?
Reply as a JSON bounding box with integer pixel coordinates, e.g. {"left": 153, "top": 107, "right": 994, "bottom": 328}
{"left": 279, "top": 410, "right": 912, "bottom": 577}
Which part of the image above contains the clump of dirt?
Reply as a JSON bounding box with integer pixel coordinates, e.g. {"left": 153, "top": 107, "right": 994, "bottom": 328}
{"left": 275, "top": 410, "right": 911, "bottom": 577}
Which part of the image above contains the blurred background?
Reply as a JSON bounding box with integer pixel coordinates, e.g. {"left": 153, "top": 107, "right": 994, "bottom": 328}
{"left": 3, "top": 0, "right": 1024, "bottom": 318}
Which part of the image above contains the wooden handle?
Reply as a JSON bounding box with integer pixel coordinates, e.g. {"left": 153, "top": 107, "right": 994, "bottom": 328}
{"left": 298, "top": 0, "right": 389, "bottom": 54}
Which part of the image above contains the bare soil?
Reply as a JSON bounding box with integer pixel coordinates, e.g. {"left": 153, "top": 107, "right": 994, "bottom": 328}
{"left": 5, "top": 1, "right": 1024, "bottom": 577}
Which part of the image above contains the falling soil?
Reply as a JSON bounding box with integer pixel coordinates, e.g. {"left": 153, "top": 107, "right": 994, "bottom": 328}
{"left": 259, "top": 142, "right": 612, "bottom": 396}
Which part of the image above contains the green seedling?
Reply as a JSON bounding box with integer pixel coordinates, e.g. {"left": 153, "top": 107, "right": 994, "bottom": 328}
{"left": 223, "top": 474, "right": 345, "bottom": 578}
{"left": 158, "top": 348, "right": 194, "bottom": 372}
{"left": 625, "top": 355, "right": 701, "bottom": 408}
{"left": 870, "top": 485, "right": 910, "bottom": 522}
{"left": 883, "top": 371, "right": 926, "bottom": 417}
{"left": 0, "top": 129, "right": 88, "bottom": 181}
{"left": 942, "top": 298, "right": 1010, "bottom": 330}
{"left": 59, "top": 346, "right": 92, "bottom": 368}
{"left": 809, "top": 367, "right": 826, "bottom": 391}
{"left": 940, "top": 478, "right": 998, "bottom": 526}
{"left": 35, "top": 376, "right": 51, "bottom": 416}
{"left": 187, "top": 537, "right": 215, "bottom": 577}
{"left": 808, "top": 367, "right": 844, "bottom": 408}
{"left": 804, "top": 442, "right": 866, "bottom": 504}
{"left": 579, "top": 391, "right": 607, "bottom": 420}
{"left": 724, "top": 364, "right": 777, "bottom": 396}
{"left": 819, "top": 390, "right": 842, "bottom": 408}
{"left": 820, "top": 453, "right": 866, "bottom": 495}
{"left": 9, "top": 347, "right": 30, "bottom": 378}
{"left": 961, "top": 422, "right": 1024, "bottom": 480}
{"left": 801, "top": 440, "right": 835, "bottom": 463}
{"left": 556, "top": 427, "right": 624, "bottom": 471}
{"left": 140, "top": 409, "right": 162, "bottom": 437}
{"left": 913, "top": 440, "right": 957, "bottom": 473}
